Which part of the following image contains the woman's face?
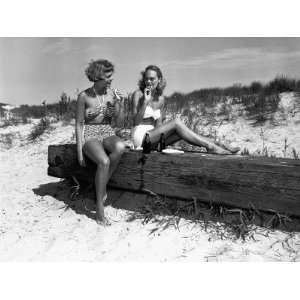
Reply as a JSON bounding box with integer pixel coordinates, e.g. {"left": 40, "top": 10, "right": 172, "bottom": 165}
{"left": 144, "top": 69, "right": 160, "bottom": 90}
{"left": 95, "top": 70, "right": 114, "bottom": 90}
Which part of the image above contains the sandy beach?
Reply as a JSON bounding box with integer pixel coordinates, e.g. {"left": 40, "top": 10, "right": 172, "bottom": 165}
{"left": 1, "top": 92, "right": 300, "bottom": 261}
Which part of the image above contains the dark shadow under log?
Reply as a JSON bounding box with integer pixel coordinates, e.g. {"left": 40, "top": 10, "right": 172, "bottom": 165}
{"left": 48, "top": 144, "right": 300, "bottom": 217}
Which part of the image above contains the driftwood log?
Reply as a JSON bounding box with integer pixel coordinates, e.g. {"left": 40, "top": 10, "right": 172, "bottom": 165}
{"left": 48, "top": 144, "right": 300, "bottom": 217}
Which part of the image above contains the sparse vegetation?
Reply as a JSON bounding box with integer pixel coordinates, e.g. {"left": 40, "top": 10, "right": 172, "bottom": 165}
{"left": 7, "top": 92, "right": 77, "bottom": 123}
{"left": 2, "top": 77, "right": 300, "bottom": 261}
{"left": 125, "top": 192, "right": 295, "bottom": 241}
{"left": 2, "top": 75, "right": 300, "bottom": 128}
{"left": 0, "top": 132, "right": 14, "bottom": 148}
{"left": 282, "top": 137, "right": 289, "bottom": 158}
{"left": 165, "top": 75, "right": 300, "bottom": 125}
{"left": 0, "top": 116, "right": 30, "bottom": 128}
{"left": 2, "top": 75, "right": 300, "bottom": 160}
{"left": 292, "top": 148, "right": 299, "bottom": 159}
{"left": 240, "top": 148, "right": 250, "bottom": 156}
{"left": 28, "top": 118, "right": 51, "bottom": 141}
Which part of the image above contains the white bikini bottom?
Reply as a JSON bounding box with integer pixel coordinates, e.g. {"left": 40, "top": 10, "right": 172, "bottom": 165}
{"left": 131, "top": 125, "right": 154, "bottom": 148}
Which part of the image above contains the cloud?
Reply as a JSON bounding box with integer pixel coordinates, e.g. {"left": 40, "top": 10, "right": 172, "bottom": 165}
{"left": 41, "top": 38, "right": 107, "bottom": 57}
{"left": 41, "top": 38, "right": 74, "bottom": 55}
{"left": 160, "top": 47, "right": 300, "bottom": 70}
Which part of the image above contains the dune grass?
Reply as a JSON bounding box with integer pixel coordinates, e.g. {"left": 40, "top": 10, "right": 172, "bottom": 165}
{"left": 28, "top": 118, "right": 51, "bottom": 141}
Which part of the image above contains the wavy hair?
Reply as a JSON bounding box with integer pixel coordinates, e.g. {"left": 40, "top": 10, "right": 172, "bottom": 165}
{"left": 138, "top": 65, "right": 167, "bottom": 96}
{"left": 85, "top": 59, "right": 114, "bottom": 82}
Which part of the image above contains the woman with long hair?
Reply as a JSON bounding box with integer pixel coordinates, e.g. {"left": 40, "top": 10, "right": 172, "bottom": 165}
{"left": 131, "top": 65, "right": 240, "bottom": 154}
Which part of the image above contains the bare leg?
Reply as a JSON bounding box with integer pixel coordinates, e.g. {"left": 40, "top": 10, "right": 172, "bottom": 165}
{"left": 83, "top": 139, "right": 111, "bottom": 226}
{"left": 103, "top": 135, "right": 126, "bottom": 179}
{"left": 148, "top": 118, "right": 232, "bottom": 154}
{"left": 164, "top": 130, "right": 240, "bottom": 153}
{"left": 214, "top": 139, "right": 240, "bottom": 153}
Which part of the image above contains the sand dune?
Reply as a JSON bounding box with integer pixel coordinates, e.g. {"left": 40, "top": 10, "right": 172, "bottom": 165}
{"left": 1, "top": 92, "right": 300, "bottom": 261}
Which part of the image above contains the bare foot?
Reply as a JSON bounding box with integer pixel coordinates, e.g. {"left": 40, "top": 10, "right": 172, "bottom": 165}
{"left": 84, "top": 193, "right": 107, "bottom": 213}
{"left": 96, "top": 202, "right": 111, "bottom": 226}
{"left": 223, "top": 145, "right": 240, "bottom": 154}
{"left": 229, "top": 147, "right": 240, "bottom": 154}
{"left": 207, "top": 145, "right": 231, "bottom": 155}
{"left": 215, "top": 141, "right": 240, "bottom": 154}
{"left": 96, "top": 215, "right": 111, "bottom": 226}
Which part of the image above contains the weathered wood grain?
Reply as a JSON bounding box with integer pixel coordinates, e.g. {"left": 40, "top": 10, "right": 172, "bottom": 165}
{"left": 48, "top": 144, "right": 300, "bottom": 217}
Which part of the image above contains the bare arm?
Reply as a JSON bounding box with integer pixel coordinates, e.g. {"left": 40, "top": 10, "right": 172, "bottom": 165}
{"left": 132, "top": 90, "right": 151, "bottom": 126}
{"left": 114, "top": 99, "right": 127, "bottom": 128}
{"left": 155, "top": 96, "right": 165, "bottom": 128}
{"left": 112, "top": 89, "right": 125, "bottom": 128}
{"left": 75, "top": 93, "right": 86, "bottom": 166}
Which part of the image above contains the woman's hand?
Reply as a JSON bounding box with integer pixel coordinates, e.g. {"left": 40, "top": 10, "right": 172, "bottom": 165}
{"left": 113, "top": 88, "right": 125, "bottom": 102}
{"left": 144, "top": 87, "right": 152, "bottom": 104}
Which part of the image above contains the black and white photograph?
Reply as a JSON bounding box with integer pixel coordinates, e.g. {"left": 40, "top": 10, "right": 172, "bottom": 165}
{"left": 0, "top": 1, "right": 300, "bottom": 299}
{"left": 1, "top": 36, "right": 300, "bottom": 261}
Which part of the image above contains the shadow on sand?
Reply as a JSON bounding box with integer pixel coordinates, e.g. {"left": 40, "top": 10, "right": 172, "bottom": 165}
{"left": 33, "top": 179, "right": 300, "bottom": 240}
{"left": 33, "top": 180, "right": 97, "bottom": 221}
{"left": 32, "top": 180, "right": 151, "bottom": 222}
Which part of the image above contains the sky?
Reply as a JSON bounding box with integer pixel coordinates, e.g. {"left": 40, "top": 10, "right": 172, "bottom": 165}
{"left": 1, "top": 37, "right": 300, "bottom": 105}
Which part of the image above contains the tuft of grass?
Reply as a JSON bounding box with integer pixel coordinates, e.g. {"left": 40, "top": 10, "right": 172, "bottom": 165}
{"left": 0, "top": 118, "right": 20, "bottom": 128}
{"left": 282, "top": 137, "right": 289, "bottom": 158}
{"left": 0, "top": 133, "right": 14, "bottom": 148}
{"left": 28, "top": 118, "right": 51, "bottom": 141}
{"left": 240, "top": 148, "right": 250, "bottom": 156}
{"left": 61, "top": 112, "right": 74, "bottom": 126}
{"left": 127, "top": 194, "right": 256, "bottom": 241}
{"left": 0, "top": 116, "right": 31, "bottom": 128}
{"left": 292, "top": 148, "right": 299, "bottom": 159}
{"left": 262, "top": 146, "right": 269, "bottom": 157}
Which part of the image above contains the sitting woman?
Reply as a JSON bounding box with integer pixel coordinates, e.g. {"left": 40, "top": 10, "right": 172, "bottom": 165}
{"left": 131, "top": 65, "right": 240, "bottom": 154}
{"left": 75, "top": 59, "right": 126, "bottom": 226}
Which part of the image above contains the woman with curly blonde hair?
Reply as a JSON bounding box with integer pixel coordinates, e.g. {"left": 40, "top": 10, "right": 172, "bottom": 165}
{"left": 76, "top": 59, "right": 126, "bottom": 226}
{"left": 132, "top": 65, "right": 240, "bottom": 154}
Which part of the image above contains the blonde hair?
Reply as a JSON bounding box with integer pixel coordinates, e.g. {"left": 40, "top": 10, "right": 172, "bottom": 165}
{"left": 85, "top": 59, "right": 114, "bottom": 82}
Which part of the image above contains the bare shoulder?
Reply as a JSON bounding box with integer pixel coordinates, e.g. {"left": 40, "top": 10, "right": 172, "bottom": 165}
{"left": 77, "top": 90, "right": 88, "bottom": 102}
{"left": 78, "top": 89, "right": 94, "bottom": 106}
{"left": 132, "top": 89, "right": 143, "bottom": 104}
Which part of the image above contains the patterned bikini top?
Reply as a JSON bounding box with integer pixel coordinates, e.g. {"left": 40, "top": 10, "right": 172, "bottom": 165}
{"left": 87, "top": 88, "right": 116, "bottom": 124}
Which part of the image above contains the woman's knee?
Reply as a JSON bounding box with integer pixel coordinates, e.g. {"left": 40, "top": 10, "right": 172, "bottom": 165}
{"left": 114, "top": 141, "right": 126, "bottom": 154}
{"left": 96, "top": 156, "right": 110, "bottom": 168}
{"left": 174, "top": 117, "right": 184, "bottom": 128}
